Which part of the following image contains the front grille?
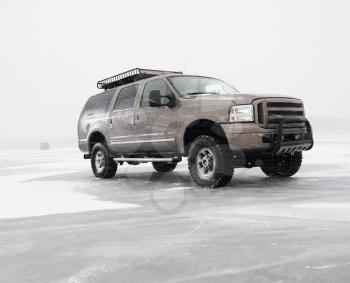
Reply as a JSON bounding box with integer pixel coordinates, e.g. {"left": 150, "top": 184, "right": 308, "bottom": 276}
{"left": 255, "top": 98, "right": 305, "bottom": 129}
{"left": 266, "top": 102, "right": 303, "bottom": 108}
{"left": 268, "top": 110, "right": 304, "bottom": 116}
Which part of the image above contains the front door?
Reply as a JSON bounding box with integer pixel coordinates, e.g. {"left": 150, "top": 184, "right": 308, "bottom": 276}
{"left": 109, "top": 84, "right": 139, "bottom": 153}
{"left": 134, "top": 78, "right": 177, "bottom": 153}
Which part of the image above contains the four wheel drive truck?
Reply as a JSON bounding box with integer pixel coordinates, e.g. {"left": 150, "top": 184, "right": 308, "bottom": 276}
{"left": 77, "top": 68, "right": 313, "bottom": 188}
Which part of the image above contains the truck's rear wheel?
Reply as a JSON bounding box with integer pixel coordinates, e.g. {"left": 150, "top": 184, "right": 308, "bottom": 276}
{"left": 152, "top": 162, "right": 177, "bottom": 173}
{"left": 261, "top": 152, "right": 302, "bottom": 178}
{"left": 91, "top": 143, "right": 117, "bottom": 178}
{"left": 188, "top": 135, "right": 234, "bottom": 188}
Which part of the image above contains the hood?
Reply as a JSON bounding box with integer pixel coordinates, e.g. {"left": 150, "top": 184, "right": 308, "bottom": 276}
{"left": 185, "top": 93, "right": 301, "bottom": 105}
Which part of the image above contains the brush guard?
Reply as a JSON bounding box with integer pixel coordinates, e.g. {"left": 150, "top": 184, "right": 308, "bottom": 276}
{"left": 271, "top": 119, "right": 314, "bottom": 155}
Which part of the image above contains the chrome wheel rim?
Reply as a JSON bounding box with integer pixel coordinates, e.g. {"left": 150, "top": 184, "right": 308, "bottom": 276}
{"left": 196, "top": 148, "right": 215, "bottom": 179}
{"left": 95, "top": 150, "right": 105, "bottom": 173}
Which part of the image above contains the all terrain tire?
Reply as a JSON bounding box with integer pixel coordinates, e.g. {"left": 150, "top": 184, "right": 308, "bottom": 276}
{"left": 152, "top": 162, "right": 177, "bottom": 173}
{"left": 91, "top": 143, "right": 117, "bottom": 178}
{"left": 188, "top": 135, "right": 234, "bottom": 188}
{"left": 261, "top": 152, "right": 302, "bottom": 178}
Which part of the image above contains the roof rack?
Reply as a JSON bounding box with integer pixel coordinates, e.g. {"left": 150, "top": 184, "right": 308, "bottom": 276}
{"left": 97, "top": 68, "right": 182, "bottom": 90}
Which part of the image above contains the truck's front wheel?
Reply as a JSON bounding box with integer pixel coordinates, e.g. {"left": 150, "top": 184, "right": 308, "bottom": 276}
{"left": 91, "top": 143, "right": 117, "bottom": 178}
{"left": 261, "top": 152, "right": 302, "bottom": 178}
{"left": 188, "top": 135, "right": 234, "bottom": 188}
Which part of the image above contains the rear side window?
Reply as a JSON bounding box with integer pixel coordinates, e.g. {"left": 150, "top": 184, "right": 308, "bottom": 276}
{"left": 83, "top": 90, "right": 114, "bottom": 116}
{"left": 114, "top": 84, "right": 139, "bottom": 111}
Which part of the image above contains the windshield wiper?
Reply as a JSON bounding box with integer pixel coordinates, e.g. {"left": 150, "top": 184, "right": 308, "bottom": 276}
{"left": 185, "top": 92, "right": 220, "bottom": 96}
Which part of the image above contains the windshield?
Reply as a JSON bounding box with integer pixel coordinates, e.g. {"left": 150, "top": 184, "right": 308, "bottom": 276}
{"left": 168, "top": 75, "right": 239, "bottom": 97}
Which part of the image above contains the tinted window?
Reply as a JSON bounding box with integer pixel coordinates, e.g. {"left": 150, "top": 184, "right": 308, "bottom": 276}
{"left": 83, "top": 90, "right": 114, "bottom": 115}
{"left": 114, "top": 85, "right": 139, "bottom": 111}
{"left": 141, "top": 79, "right": 174, "bottom": 108}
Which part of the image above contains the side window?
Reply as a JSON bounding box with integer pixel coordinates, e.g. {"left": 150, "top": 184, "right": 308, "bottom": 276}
{"left": 141, "top": 79, "right": 174, "bottom": 108}
{"left": 114, "top": 84, "right": 139, "bottom": 111}
{"left": 83, "top": 90, "right": 114, "bottom": 116}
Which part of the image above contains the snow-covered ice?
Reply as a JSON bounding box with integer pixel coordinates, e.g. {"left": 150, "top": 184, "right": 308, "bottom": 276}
{"left": 0, "top": 149, "right": 139, "bottom": 219}
{"left": 1, "top": 135, "right": 350, "bottom": 282}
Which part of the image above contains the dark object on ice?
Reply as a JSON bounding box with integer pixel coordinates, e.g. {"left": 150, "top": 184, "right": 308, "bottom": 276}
{"left": 40, "top": 142, "right": 50, "bottom": 150}
{"left": 78, "top": 67, "right": 314, "bottom": 188}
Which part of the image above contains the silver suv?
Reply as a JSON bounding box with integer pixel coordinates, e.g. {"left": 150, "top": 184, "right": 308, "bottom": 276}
{"left": 78, "top": 68, "right": 313, "bottom": 187}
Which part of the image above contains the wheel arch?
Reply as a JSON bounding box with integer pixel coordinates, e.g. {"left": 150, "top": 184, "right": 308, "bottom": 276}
{"left": 88, "top": 131, "right": 107, "bottom": 153}
{"left": 182, "top": 119, "right": 228, "bottom": 156}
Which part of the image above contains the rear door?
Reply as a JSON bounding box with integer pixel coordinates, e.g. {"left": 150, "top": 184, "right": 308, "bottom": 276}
{"left": 109, "top": 84, "right": 139, "bottom": 153}
{"left": 134, "top": 78, "right": 177, "bottom": 153}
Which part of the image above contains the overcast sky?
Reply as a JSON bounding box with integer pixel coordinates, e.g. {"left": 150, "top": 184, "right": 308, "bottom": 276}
{"left": 0, "top": 0, "right": 349, "bottom": 142}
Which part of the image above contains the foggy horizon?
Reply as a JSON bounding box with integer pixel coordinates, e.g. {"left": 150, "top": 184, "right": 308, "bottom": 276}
{"left": 1, "top": 0, "right": 349, "bottom": 142}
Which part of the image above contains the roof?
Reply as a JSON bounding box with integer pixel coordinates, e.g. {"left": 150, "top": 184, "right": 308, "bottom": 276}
{"left": 97, "top": 68, "right": 183, "bottom": 90}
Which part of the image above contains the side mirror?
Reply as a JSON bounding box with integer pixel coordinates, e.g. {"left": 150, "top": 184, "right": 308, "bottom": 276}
{"left": 149, "top": 90, "right": 176, "bottom": 108}
{"left": 149, "top": 90, "right": 162, "bottom": 107}
{"left": 161, "top": 95, "right": 176, "bottom": 108}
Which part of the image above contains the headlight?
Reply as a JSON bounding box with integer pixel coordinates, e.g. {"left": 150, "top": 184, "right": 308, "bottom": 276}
{"left": 229, "top": 105, "right": 254, "bottom": 122}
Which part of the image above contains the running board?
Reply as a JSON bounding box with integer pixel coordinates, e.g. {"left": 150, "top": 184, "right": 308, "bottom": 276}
{"left": 113, "top": 157, "right": 182, "bottom": 163}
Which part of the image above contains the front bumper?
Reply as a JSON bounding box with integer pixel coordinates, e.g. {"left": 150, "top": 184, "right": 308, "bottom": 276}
{"left": 221, "top": 119, "right": 313, "bottom": 155}
{"left": 269, "top": 119, "right": 313, "bottom": 155}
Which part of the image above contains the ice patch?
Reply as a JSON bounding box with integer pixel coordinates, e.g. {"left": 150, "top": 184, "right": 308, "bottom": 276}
{"left": 159, "top": 186, "right": 192, "bottom": 191}
{"left": 305, "top": 262, "right": 350, "bottom": 269}
{"left": 0, "top": 171, "right": 139, "bottom": 219}
{"left": 294, "top": 202, "right": 350, "bottom": 209}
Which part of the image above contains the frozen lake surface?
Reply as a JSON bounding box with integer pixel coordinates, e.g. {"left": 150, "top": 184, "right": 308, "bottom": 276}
{"left": 1, "top": 134, "right": 350, "bottom": 282}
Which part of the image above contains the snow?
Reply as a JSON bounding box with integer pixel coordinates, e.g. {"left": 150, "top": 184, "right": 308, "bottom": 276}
{"left": 1, "top": 135, "right": 350, "bottom": 282}
{"left": 0, "top": 148, "right": 139, "bottom": 219}
{"left": 0, "top": 135, "right": 349, "bottom": 220}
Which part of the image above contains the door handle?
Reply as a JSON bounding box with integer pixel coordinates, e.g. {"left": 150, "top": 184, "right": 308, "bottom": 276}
{"left": 135, "top": 114, "right": 140, "bottom": 124}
